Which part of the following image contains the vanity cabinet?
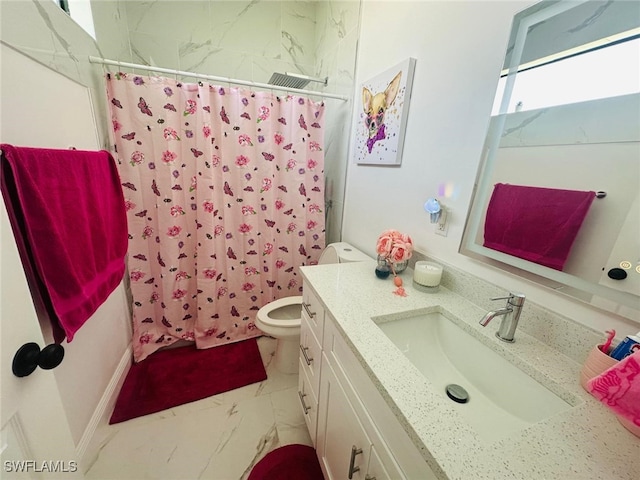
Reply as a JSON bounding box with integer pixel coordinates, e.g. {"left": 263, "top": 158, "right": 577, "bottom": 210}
{"left": 299, "top": 281, "right": 437, "bottom": 480}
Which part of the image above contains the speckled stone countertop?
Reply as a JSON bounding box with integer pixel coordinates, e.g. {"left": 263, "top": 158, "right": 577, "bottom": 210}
{"left": 300, "top": 260, "right": 640, "bottom": 480}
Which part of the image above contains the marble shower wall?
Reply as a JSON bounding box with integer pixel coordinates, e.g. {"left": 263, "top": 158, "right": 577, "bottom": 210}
{"left": 93, "top": 0, "right": 317, "bottom": 82}
{"left": 92, "top": 0, "right": 363, "bottom": 243}
{"left": 314, "top": 0, "right": 362, "bottom": 243}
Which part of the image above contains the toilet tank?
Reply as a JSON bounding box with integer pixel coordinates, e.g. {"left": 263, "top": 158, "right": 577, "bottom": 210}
{"left": 318, "top": 242, "right": 371, "bottom": 265}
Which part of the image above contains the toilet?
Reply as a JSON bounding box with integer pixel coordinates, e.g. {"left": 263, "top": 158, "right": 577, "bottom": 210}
{"left": 256, "top": 242, "right": 370, "bottom": 373}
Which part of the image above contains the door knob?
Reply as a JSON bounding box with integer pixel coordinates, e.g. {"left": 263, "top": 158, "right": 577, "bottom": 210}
{"left": 12, "top": 342, "right": 64, "bottom": 377}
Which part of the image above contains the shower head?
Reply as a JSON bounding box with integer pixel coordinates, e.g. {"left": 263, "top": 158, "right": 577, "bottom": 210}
{"left": 267, "top": 72, "right": 328, "bottom": 90}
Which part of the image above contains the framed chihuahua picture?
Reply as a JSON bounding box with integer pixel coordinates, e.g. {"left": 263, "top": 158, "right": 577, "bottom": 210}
{"left": 353, "top": 57, "right": 416, "bottom": 166}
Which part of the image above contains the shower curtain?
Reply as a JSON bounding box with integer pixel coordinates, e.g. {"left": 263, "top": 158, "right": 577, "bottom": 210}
{"left": 106, "top": 73, "right": 325, "bottom": 362}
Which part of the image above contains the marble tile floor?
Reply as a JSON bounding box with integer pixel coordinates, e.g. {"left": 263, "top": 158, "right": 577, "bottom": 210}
{"left": 85, "top": 336, "right": 312, "bottom": 480}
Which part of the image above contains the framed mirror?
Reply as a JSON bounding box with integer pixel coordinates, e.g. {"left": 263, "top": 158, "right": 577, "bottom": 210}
{"left": 460, "top": 0, "right": 640, "bottom": 321}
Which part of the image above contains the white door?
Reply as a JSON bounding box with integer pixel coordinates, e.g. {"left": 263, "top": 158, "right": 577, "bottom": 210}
{"left": 1, "top": 43, "right": 98, "bottom": 478}
{"left": 1, "top": 197, "right": 82, "bottom": 478}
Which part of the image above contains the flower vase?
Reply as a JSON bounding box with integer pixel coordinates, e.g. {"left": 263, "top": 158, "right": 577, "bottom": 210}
{"left": 392, "top": 260, "right": 408, "bottom": 274}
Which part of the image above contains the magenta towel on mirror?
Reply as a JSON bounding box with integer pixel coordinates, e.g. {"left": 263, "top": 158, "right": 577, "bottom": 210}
{"left": 0, "top": 144, "right": 128, "bottom": 342}
{"left": 587, "top": 351, "right": 640, "bottom": 429}
{"left": 483, "top": 183, "right": 595, "bottom": 271}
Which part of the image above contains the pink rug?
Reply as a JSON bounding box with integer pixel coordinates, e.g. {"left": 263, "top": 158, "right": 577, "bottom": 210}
{"left": 248, "top": 444, "right": 323, "bottom": 480}
{"left": 110, "top": 338, "right": 266, "bottom": 424}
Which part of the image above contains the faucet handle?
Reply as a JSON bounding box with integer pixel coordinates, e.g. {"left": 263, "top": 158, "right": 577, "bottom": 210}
{"left": 490, "top": 292, "right": 526, "bottom": 306}
{"left": 490, "top": 295, "right": 511, "bottom": 301}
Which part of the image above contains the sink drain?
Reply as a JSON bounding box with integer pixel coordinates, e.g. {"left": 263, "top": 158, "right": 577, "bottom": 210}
{"left": 445, "top": 384, "right": 469, "bottom": 404}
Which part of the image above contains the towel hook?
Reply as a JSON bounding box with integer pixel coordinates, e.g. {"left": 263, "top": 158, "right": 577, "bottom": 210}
{"left": 595, "top": 191, "right": 606, "bottom": 198}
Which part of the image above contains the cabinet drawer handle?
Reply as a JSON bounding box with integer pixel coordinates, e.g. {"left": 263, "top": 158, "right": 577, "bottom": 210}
{"left": 298, "top": 390, "right": 310, "bottom": 414}
{"left": 302, "top": 302, "right": 315, "bottom": 318}
{"left": 348, "top": 445, "right": 363, "bottom": 479}
{"left": 300, "top": 344, "right": 313, "bottom": 365}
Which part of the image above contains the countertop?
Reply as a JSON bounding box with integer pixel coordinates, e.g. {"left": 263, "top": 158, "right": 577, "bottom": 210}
{"left": 300, "top": 260, "right": 640, "bottom": 480}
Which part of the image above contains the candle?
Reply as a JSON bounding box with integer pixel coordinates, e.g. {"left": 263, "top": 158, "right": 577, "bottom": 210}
{"left": 413, "top": 261, "right": 443, "bottom": 287}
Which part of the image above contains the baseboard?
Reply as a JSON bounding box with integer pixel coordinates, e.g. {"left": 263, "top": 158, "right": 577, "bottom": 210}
{"left": 76, "top": 345, "right": 132, "bottom": 469}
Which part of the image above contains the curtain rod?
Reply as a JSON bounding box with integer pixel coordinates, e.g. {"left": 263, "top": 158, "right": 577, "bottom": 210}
{"left": 88, "top": 56, "right": 349, "bottom": 101}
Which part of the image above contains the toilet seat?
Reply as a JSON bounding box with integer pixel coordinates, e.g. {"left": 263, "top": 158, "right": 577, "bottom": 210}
{"left": 256, "top": 296, "right": 303, "bottom": 329}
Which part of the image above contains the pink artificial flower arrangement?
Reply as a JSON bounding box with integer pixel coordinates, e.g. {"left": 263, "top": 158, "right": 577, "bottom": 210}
{"left": 376, "top": 229, "right": 413, "bottom": 264}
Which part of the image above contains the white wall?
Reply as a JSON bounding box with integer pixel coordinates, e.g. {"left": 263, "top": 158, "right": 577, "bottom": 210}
{"left": 342, "top": 0, "right": 639, "bottom": 336}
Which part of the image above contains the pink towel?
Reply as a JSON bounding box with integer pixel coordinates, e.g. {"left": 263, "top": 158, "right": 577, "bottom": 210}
{"left": 587, "top": 351, "right": 640, "bottom": 428}
{"left": 1, "top": 144, "right": 128, "bottom": 342}
{"left": 483, "top": 183, "right": 595, "bottom": 270}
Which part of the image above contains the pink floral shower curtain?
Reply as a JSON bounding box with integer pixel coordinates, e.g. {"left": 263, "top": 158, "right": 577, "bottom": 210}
{"left": 106, "top": 73, "right": 325, "bottom": 362}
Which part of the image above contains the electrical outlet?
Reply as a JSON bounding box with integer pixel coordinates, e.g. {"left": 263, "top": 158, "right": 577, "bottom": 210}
{"left": 435, "top": 208, "right": 448, "bottom": 237}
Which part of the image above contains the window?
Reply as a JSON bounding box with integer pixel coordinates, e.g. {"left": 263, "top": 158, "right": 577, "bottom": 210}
{"left": 52, "top": 0, "right": 96, "bottom": 40}
{"left": 492, "top": 32, "right": 640, "bottom": 115}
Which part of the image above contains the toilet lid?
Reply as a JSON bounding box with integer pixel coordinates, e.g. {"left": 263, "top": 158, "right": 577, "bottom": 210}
{"left": 319, "top": 242, "right": 370, "bottom": 264}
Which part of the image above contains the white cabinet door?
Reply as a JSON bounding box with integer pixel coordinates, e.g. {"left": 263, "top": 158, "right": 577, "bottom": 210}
{"left": 317, "top": 358, "right": 372, "bottom": 480}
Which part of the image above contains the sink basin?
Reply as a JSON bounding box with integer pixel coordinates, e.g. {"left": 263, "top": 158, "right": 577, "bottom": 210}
{"left": 374, "top": 310, "right": 574, "bottom": 442}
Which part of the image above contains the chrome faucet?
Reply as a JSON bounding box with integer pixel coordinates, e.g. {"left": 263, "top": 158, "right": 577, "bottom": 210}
{"left": 479, "top": 292, "right": 526, "bottom": 343}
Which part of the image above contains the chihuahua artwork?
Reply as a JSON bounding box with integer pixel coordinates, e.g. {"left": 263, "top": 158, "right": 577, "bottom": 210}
{"left": 363, "top": 71, "right": 402, "bottom": 154}
{"left": 354, "top": 58, "right": 416, "bottom": 165}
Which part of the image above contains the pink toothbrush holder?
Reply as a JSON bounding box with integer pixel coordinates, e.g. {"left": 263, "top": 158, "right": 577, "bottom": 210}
{"left": 579, "top": 344, "right": 617, "bottom": 391}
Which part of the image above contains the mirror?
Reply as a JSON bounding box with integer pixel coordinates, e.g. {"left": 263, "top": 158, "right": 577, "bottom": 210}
{"left": 461, "top": 0, "right": 640, "bottom": 321}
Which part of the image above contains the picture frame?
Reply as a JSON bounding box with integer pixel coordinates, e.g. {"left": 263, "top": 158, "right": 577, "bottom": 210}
{"left": 353, "top": 57, "right": 416, "bottom": 166}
